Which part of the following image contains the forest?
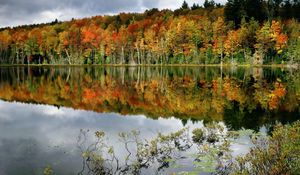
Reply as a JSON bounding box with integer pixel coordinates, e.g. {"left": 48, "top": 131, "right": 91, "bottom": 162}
{"left": 0, "top": 0, "right": 299, "bottom": 65}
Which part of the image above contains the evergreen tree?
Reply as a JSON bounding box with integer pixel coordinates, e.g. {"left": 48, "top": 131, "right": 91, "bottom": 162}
{"left": 181, "top": 0, "right": 189, "bottom": 9}
{"left": 267, "top": 0, "right": 275, "bottom": 23}
{"left": 225, "top": 0, "right": 265, "bottom": 27}
{"left": 224, "top": 0, "right": 245, "bottom": 27}
{"left": 203, "top": 0, "right": 215, "bottom": 8}
{"left": 244, "top": 0, "right": 265, "bottom": 22}
{"left": 274, "top": 0, "right": 283, "bottom": 17}
{"left": 191, "top": 3, "right": 201, "bottom": 10}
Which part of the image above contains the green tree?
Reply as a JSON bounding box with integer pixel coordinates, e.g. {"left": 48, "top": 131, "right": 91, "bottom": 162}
{"left": 203, "top": 0, "right": 215, "bottom": 8}
{"left": 191, "top": 3, "right": 201, "bottom": 10}
{"left": 224, "top": 0, "right": 246, "bottom": 27}
{"left": 225, "top": 0, "right": 265, "bottom": 27}
{"left": 181, "top": 0, "right": 190, "bottom": 9}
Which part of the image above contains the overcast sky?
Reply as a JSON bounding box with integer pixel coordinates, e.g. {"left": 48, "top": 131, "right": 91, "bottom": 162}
{"left": 0, "top": 0, "right": 226, "bottom": 28}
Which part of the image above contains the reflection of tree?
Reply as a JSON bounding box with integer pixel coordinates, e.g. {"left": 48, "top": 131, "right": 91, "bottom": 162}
{"left": 0, "top": 67, "right": 299, "bottom": 129}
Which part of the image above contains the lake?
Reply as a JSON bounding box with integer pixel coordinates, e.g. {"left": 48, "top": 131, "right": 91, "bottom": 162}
{"left": 0, "top": 66, "right": 299, "bottom": 175}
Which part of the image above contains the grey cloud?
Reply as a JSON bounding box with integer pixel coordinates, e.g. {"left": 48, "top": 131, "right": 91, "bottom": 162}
{"left": 0, "top": 0, "right": 147, "bottom": 27}
{"left": 0, "top": 0, "right": 226, "bottom": 28}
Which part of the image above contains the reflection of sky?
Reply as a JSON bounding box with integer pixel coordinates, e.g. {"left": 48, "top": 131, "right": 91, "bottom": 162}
{"left": 0, "top": 100, "right": 254, "bottom": 175}
{"left": 0, "top": 100, "right": 197, "bottom": 174}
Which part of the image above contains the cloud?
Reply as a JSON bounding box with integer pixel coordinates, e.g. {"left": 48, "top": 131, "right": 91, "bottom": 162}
{"left": 0, "top": 0, "right": 226, "bottom": 28}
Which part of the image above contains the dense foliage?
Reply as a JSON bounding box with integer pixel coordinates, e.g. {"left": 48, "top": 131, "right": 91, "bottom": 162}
{"left": 231, "top": 121, "right": 300, "bottom": 175}
{"left": 0, "top": 0, "right": 299, "bottom": 65}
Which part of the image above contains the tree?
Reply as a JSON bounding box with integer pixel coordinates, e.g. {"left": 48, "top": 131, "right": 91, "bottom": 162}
{"left": 224, "top": 30, "right": 241, "bottom": 63}
{"left": 0, "top": 29, "right": 12, "bottom": 63}
{"left": 58, "top": 31, "right": 71, "bottom": 64}
{"left": 213, "top": 17, "right": 227, "bottom": 65}
{"left": 285, "top": 19, "right": 300, "bottom": 63}
{"left": 224, "top": 0, "right": 245, "bottom": 27}
{"left": 266, "top": 0, "right": 275, "bottom": 23}
{"left": 244, "top": 0, "right": 265, "bottom": 22}
{"left": 282, "top": 0, "right": 292, "bottom": 19}
{"left": 81, "top": 24, "right": 103, "bottom": 64}
{"left": 269, "top": 20, "right": 288, "bottom": 54}
{"left": 273, "top": 0, "right": 283, "bottom": 17}
{"left": 0, "top": 3, "right": 298, "bottom": 66}
{"left": 204, "top": 0, "right": 215, "bottom": 8}
{"left": 224, "top": 0, "right": 265, "bottom": 27}
{"left": 255, "top": 20, "right": 288, "bottom": 64}
{"left": 41, "top": 26, "right": 59, "bottom": 64}
{"left": 181, "top": 0, "right": 189, "bottom": 10}
{"left": 238, "top": 18, "right": 260, "bottom": 61}
{"left": 191, "top": 3, "right": 201, "bottom": 10}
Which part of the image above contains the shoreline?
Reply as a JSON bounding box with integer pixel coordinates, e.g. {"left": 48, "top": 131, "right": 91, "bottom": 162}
{"left": 0, "top": 63, "right": 299, "bottom": 68}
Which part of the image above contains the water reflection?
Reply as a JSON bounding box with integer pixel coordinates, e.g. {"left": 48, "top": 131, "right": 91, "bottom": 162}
{"left": 0, "top": 100, "right": 203, "bottom": 175}
{"left": 0, "top": 100, "right": 256, "bottom": 175}
{"left": 0, "top": 66, "right": 299, "bottom": 130}
{"left": 0, "top": 66, "right": 299, "bottom": 174}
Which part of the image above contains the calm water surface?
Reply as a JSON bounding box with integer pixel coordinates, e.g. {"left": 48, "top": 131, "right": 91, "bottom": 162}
{"left": 0, "top": 66, "right": 299, "bottom": 175}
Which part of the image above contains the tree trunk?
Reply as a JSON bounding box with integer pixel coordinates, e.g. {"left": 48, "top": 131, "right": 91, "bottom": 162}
{"left": 137, "top": 47, "right": 140, "bottom": 65}
{"left": 65, "top": 49, "right": 71, "bottom": 64}
{"left": 121, "top": 46, "right": 125, "bottom": 64}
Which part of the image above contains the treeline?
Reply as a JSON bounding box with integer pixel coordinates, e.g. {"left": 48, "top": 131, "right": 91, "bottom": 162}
{"left": 0, "top": 0, "right": 299, "bottom": 65}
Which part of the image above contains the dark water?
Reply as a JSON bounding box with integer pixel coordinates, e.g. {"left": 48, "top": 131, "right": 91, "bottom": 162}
{"left": 0, "top": 66, "right": 299, "bottom": 175}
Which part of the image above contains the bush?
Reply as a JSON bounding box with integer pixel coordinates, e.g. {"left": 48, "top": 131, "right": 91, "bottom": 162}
{"left": 231, "top": 121, "right": 300, "bottom": 175}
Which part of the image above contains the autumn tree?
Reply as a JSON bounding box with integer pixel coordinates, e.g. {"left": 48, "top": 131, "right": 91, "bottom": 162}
{"left": 0, "top": 29, "right": 12, "bottom": 63}
{"left": 255, "top": 20, "right": 288, "bottom": 64}
{"left": 224, "top": 30, "right": 241, "bottom": 63}
{"left": 285, "top": 19, "right": 300, "bottom": 63}
{"left": 213, "top": 17, "right": 227, "bottom": 65}
{"left": 0, "top": 3, "right": 299, "bottom": 66}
